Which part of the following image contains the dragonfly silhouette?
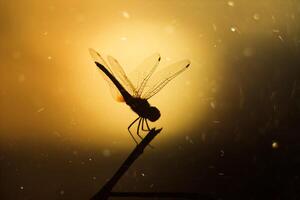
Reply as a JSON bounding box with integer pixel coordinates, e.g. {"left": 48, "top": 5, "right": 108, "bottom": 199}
{"left": 89, "top": 48, "right": 190, "bottom": 144}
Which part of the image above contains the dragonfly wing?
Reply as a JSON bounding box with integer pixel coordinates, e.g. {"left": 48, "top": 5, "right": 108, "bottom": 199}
{"left": 129, "top": 53, "right": 161, "bottom": 97}
{"left": 107, "top": 55, "right": 136, "bottom": 97}
{"left": 141, "top": 59, "right": 190, "bottom": 99}
{"left": 89, "top": 48, "right": 125, "bottom": 102}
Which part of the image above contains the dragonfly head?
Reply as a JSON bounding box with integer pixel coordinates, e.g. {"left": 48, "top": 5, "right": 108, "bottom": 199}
{"left": 148, "top": 106, "right": 160, "bottom": 122}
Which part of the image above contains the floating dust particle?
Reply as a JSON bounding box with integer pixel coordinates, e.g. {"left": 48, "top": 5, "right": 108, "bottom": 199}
{"left": 272, "top": 141, "right": 279, "bottom": 149}
{"left": 122, "top": 11, "right": 130, "bottom": 19}
{"left": 18, "top": 74, "right": 25, "bottom": 82}
{"left": 253, "top": 13, "right": 260, "bottom": 21}
{"left": 227, "top": 1, "right": 235, "bottom": 7}
{"left": 102, "top": 149, "right": 111, "bottom": 157}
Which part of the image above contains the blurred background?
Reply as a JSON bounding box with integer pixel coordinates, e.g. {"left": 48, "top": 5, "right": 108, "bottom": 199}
{"left": 1, "top": 0, "right": 300, "bottom": 199}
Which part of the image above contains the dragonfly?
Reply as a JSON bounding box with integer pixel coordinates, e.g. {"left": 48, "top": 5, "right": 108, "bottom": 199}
{"left": 89, "top": 48, "right": 190, "bottom": 144}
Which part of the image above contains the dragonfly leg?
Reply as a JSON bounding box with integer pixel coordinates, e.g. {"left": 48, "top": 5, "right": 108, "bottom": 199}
{"left": 141, "top": 118, "right": 148, "bottom": 131}
{"left": 128, "top": 117, "right": 140, "bottom": 144}
{"left": 145, "top": 119, "right": 151, "bottom": 131}
{"left": 142, "top": 118, "right": 154, "bottom": 149}
{"left": 136, "top": 118, "right": 144, "bottom": 141}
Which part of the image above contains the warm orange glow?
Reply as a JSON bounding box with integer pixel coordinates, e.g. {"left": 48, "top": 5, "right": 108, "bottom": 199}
{"left": 1, "top": 0, "right": 296, "bottom": 149}
{"left": 116, "top": 95, "right": 125, "bottom": 102}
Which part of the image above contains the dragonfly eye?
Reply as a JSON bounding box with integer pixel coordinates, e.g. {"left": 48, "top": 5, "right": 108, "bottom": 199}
{"left": 148, "top": 106, "right": 160, "bottom": 122}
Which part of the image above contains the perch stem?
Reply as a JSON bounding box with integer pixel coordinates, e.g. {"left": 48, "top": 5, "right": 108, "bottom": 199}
{"left": 91, "top": 128, "right": 162, "bottom": 200}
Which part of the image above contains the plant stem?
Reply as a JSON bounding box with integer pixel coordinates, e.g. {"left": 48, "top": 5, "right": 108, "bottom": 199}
{"left": 91, "top": 128, "right": 162, "bottom": 200}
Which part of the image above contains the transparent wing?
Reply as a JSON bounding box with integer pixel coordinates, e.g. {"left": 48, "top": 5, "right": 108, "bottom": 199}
{"left": 89, "top": 48, "right": 129, "bottom": 102}
{"left": 141, "top": 59, "right": 190, "bottom": 99}
{"left": 128, "top": 53, "right": 161, "bottom": 97}
{"left": 107, "top": 55, "right": 136, "bottom": 96}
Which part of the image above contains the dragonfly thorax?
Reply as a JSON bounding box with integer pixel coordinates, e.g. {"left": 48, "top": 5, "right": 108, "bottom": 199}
{"left": 147, "top": 106, "right": 160, "bottom": 122}
{"left": 127, "top": 98, "right": 161, "bottom": 122}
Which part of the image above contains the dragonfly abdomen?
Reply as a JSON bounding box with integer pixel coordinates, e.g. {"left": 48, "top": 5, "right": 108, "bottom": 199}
{"left": 94, "top": 61, "right": 132, "bottom": 102}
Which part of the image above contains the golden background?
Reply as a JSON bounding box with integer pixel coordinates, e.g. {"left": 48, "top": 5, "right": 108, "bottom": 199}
{"left": 0, "top": 1, "right": 300, "bottom": 199}
{"left": 1, "top": 0, "right": 297, "bottom": 148}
